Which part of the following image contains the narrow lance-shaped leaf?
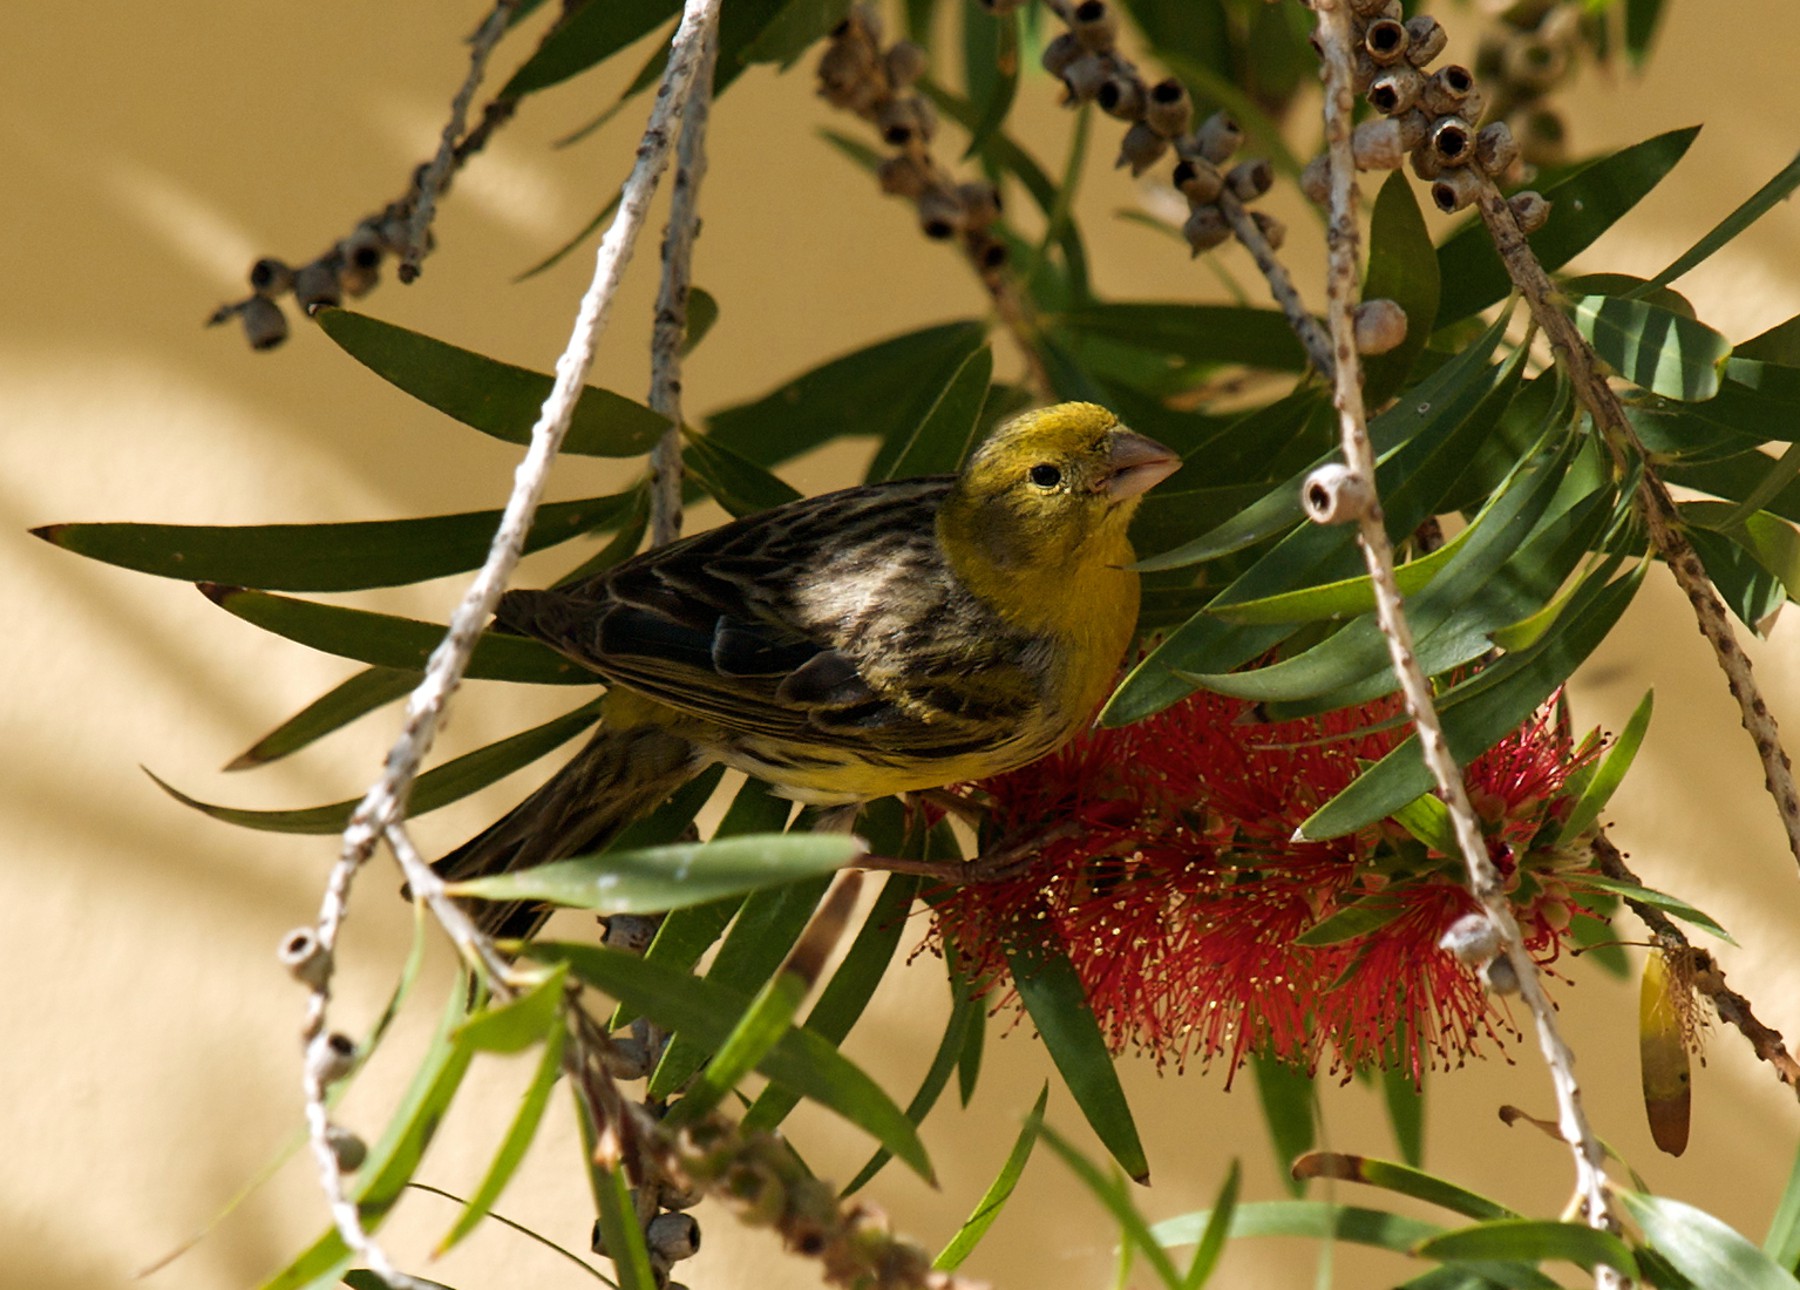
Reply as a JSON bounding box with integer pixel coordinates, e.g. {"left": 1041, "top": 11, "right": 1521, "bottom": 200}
{"left": 874, "top": 345, "right": 994, "bottom": 482}
{"left": 1004, "top": 935, "right": 1149, "bottom": 1184}
{"left": 682, "top": 428, "right": 804, "bottom": 518}
{"left": 226, "top": 666, "right": 420, "bottom": 770}
{"left": 449, "top": 833, "right": 864, "bottom": 915}
{"left": 1182, "top": 1160, "right": 1242, "bottom": 1290}
{"left": 197, "top": 584, "right": 590, "bottom": 685}
{"left": 1557, "top": 688, "right": 1653, "bottom": 841}
{"left": 1289, "top": 1153, "right": 1519, "bottom": 1222}
{"left": 933, "top": 1085, "right": 1049, "bottom": 1272}
{"left": 1038, "top": 1125, "right": 1186, "bottom": 1289}
{"left": 32, "top": 491, "right": 639, "bottom": 593}
{"left": 1416, "top": 1220, "right": 1640, "bottom": 1279}
{"left": 1570, "top": 294, "right": 1730, "bottom": 402}
{"left": 1568, "top": 874, "right": 1735, "bottom": 944}
{"left": 531, "top": 941, "right": 935, "bottom": 1181}
{"left": 1642, "top": 149, "right": 1800, "bottom": 292}
{"left": 1252, "top": 1053, "right": 1316, "bottom": 1195}
{"left": 1618, "top": 1192, "right": 1800, "bottom": 1290}
{"left": 316, "top": 309, "right": 669, "bottom": 457}
{"left": 501, "top": 0, "right": 678, "bottom": 96}
{"left": 1361, "top": 170, "right": 1440, "bottom": 406}
{"left": 149, "top": 696, "right": 604, "bottom": 834}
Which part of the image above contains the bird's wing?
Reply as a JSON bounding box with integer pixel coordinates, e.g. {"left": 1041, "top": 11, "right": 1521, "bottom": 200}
{"left": 495, "top": 479, "right": 1023, "bottom": 751}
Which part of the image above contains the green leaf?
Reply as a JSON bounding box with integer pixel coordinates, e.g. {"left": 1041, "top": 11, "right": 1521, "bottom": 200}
{"left": 1557, "top": 689, "right": 1653, "bottom": 841}
{"left": 664, "top": 967, "right": 810, "bottom": 1128}
{"left": 1299, "top": 565, "right": 1646, "bottom": 839}
{"left": 534, "top": 941, "right": 934, "bottom": 1181}
{"left": 1291, "top": 1153, "right": 1517, "bottom": 1222}
{"left": 1362, "top": 171, "right": 1441, "bottom": 405}
{"left": 1418, "top": 1220, "right": 1639, "bottom": 1278}
{"left": 1568, "top": 874, "right": 1735, "bottom": 944}
{"left": 315, "top": 309, "right": 669, "bottom": 457}
{"left": 1153, "top": 1201, "right": 1442, "bottom": 1258}
{"left": 1182, "top": 1160, "right": 1242, "bottom": 1290}
{"left": 1005, "top": 935, "right": 1148, "bottom": 1183}
{"left": 257, "top": 1230, "right": 353, "bottom": 1290}
{"left": 32, "top": 492, "right": 638, "bottom": 593}
{"left": 1435, "top": 127, "right": 1701, "bottom": 328}
{"left": 1643, "top": 150, "right": 1800, "bottom": 291}
{"left": 1208, "top": 525, "right": 1471, "bottom": 626}
{"left": 875, "top": 346, "right": 994, "bottom": 481}
{"left": 1056, "top": 302, "right": 1309, "bottom": 374}
{"left": 451, "top": 832, "right": 860, "bottom": 914}
{"left": 1762, "top": 1138, "right": 1800, "bottom": 1269}
{"left": 1624, "top": 0, "right": 1667, "bottom": 64}
{"left": 707, "top": 321, "right": 987, "bottom": 468}
{"left": 1570, "top": 295, "right": 1730, "bottom": 401}
{"left": 225, "top": 666, "right": 420, "bottom": 769}
{"left": 1688, "top": 526, "right": 1787, "bottom": 632}
{"left": 149, "top": 696, "right": 603, "bottom": 834}
{"left": 1620, "top": 1191, "right": 1800, "bottom": 1290}
{"left": 736, "top": 0, "right": 853, "bottom": 67}
{"left": 1251, "top": 1054, "right": 1315, "bottom": 1194}
{"left": 514, "top": 192, "right": 622, "bottom": 284}
{"left": 436, "top": 1017, "right": 567, "bottom": 1256}
{"left": 1391, "top": 792, "right": 1460, "bottom": 857}
{"left": 841, "top": 953, "right": 977, "bottom": 1195}
{"left": 1040, "top": 1125, "right": 1186, "bottom": 1289}
{"left": 502, "top": 0, "right": 678, "bottom": 96}
{"left": 682, "top": 286, "right": 720, "bottom": 357}
{"left": 1380, "top": 1065, "right": 1426, "bottom": 1170}
{"left": 680, "top": 430, "right": 805, "bottom": 517}
{"left": 960, "top": 5, "right": 1019, "bottom": 161}
{"left": 455, "top": 963, "right": 568, "bottom": 1054}
{"left": 197, "top": 585, "right": 590, "bottom": 684}
{"left": 1292, "top": 896, "right": 1408, "bottom": 947}
{"left": 934, "top": 1085, "right": 1049, "bottom": 1272}
{"left": 742, "top": 872, "right": 919, "bottom": 1133}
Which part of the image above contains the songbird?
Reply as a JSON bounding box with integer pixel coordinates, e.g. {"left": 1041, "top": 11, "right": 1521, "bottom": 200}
{"left": 438, "top": 402, "right": 1179, "bottom": 929}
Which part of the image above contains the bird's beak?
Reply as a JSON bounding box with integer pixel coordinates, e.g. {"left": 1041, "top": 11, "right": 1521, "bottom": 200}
{"left": 1100, "top": 430, "right": 1182, "bottom": 499}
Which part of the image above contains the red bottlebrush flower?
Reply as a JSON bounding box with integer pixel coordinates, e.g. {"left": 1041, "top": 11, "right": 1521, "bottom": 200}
{"left": 926, "top": 687, "right": 1602, "bottom": 1080}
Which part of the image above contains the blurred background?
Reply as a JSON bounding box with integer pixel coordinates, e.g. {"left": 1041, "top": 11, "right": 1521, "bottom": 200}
{"left": 7, "top": 3, "right": 1800, "bottom": 1287}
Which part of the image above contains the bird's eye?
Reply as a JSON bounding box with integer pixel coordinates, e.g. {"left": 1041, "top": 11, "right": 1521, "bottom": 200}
{"left": 1028, "top": 463, "right": 1062, "bottom": 488}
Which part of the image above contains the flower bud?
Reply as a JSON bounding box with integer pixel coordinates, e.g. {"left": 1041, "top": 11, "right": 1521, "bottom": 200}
{"left": 1193, "top": 111, "right": 1243, "bottom": 164}
{"left": 1173, "top": 156, "right": 1224, "bottom": 205}
{"left": 1475, "top": 122, "right": 1520, "bottom": 177}
{"left": 1095, "top": 73, "right": 1144, "bottom": 120}
{"left": 1509, "top": 190, "right": 1552, "bottom": 234}
{"left": 239, "top": 295, "right": 289, "bottom": 351}
{"left": 648, "top": 1212, "right": 702, "bottom": 1261}
{"left": 1302, "top": 463, "right": 1373, "bottom": 525}
{"left": 1403, "top": 15, "right": 1447, "bottom": 67}
{"left": 1181, "top": 204, "right": 1229, "bottom": 255}
{"left": 1060, "top": 52, "right": 1109, "bottom": 104}
{"left": 1116, "top": 120, "right": 1168, "bottom": 175}
{"left": 1300, "top": 153, "right": 1331, "bottom": 204}
{"left": 1040, "top": 30, "right": 1083, "bottom": 77}
{"left": 877, "top": 154, "right": 931, "bottom": 198}
{"left": 1226, "top": 157, "right": 1272, "bottom": 201}
{"left": 917, "top": 187, "right": 966, "bottom": 239}
{"left": 1351, "top": 117, "right": 1406, "bottom": 170}
{"left": 1420, "top": 64, "right": 1477, "bottom": 117}
{"left": 291, "top": 261, "right": 341, "bottom": 314}
{"left": 1143, "top": 78, "right": 1192, "bottom": 138}
{"left": 1363, "top": 17, "right": 1409, "bottom": 66}
{"left": 1354, "top": 298, "right": 1407, "bottom": 354}
{"left": 1367, "top": 66, "right": 1423, "bottom": 116}
{"left": 884, "top": 40, "right": 926, "bottom": 89}
{"left": 325, "top": 1124, "right": 366, "bottom": 1173}
{"left": 279, "top": 927, "right": 330, "bottom": 987}
{"left": 1071, "top": 0, "right": 1118, "bottom": 51}
{"left": 1430, "top": 166, "right": 1483, "bottom": 213}
{"left": 1426, "top": 115, "right": 1475, "bottom": 168}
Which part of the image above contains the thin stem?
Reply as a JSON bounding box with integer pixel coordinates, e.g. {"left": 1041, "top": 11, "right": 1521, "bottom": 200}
{"left": 1217, "top": 190, "right": 1334, "bottom": 379}
{"left": 300, "top": 0, "right": 724, "bottom": 1272}
{"left": 1470, "top": 177, "right": 1800, "bottom": 874}
{"left": 400, "top": 0, "right": 520, "bottom": 281}
{"left": 646, "top": 19, "right": 719, "bottom": 546}
{"left": 1310, "top": 0, "right": 1617, "bottom": 1265}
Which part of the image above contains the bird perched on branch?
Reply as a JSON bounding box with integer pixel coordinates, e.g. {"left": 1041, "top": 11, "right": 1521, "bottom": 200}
{"left": 438, "top": 402, "right": 1179, "bottom": 930}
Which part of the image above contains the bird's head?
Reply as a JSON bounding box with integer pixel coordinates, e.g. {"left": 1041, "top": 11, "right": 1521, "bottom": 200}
{"left": 941, "top": 402, "right": 1181, "bottom": 573}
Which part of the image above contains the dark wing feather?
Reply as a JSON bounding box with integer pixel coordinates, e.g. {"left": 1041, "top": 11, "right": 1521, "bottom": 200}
{"left": 494, "top": 478, "right": 1013, "bottom": 749}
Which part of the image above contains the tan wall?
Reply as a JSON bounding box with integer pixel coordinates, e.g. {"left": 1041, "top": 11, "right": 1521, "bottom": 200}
{"left": 7, "top": 3, "right": 1800, "bottom": 1287}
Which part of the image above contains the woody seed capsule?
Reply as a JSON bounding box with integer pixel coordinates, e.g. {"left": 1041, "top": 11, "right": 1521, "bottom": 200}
{"left": 1351, "top": 117, "right": 1406, "bottom": 171}
{"left": 1173, "top": 157, "right": 1224, "bottom": 205}
{"left": 1363, "top": 18, "right": 1409, "bottom": 66}
{"left": 1060, "top": 52, "right": 1109, "bottom": 104}
{"left": 1226, "top": 158, "right": 1273, "bottom": 201}
{"left": 1143, "top": 78, "right": 1192, "bottom": 138}
{"left": 1354, "top": 298, "right": 1408, "bottom": 355}
{"left": 239, "top": 295, "right": 289, "bottom": 351}
{"left": 1096, "top": 74, "right": 1144, "bottom": 120}
{"left": 1509, "top": 190, "right": 1552, "bottom": 234}
{"left": 877, "top": 154, "right": 931, "bottom": 198}
{"left": 1193, "top": 111, "right": 1243, "bottom": 164}
{"left": 884, "top": 40, "right": 926, "bottom": 89}
{"left": 1181, "top": 204, "right": 1230, "bottom": 255}
{"left": 1420, "top": 64, "right": 1476, "bottom": 117}
{"left": 1367, "top": 66, "right": 1424, "bottom": 116}
{"left": 1403, "top": 15, "right": 1448, "bottom": 67}
{"left": 916, "top": 188, "right": 965, "bottom": 239}
{"left": 1117, "top": 120, "right": 1169, "bottom": 175}
{"left": 1430, "top": 167, "right": 1483, "bottom": 213}
{"left": 1041, "top": 31, "right": 1083, "bottom": 77}
{"left": 1427, "top": 115, "right": 1475, "bottom": 168}
{"left": 1474, "top": 122, "right": 1520, "bottom": 177}
{"left": 1070, "top": 0, "right": 1118, "bottom": 52}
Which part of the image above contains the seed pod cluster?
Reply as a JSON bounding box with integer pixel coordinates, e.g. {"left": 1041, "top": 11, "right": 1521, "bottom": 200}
{"left": 817, "top": 7, "right": 1007, "bottom": 278}
{"left": 1300, "top": 3, "right": 1550, "bottom": 233}
{"left": 1474, "top": 2, "right": 1587, "bottom": 168}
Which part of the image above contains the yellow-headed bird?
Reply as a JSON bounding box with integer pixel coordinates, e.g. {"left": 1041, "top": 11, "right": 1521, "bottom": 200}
{"left": 439, "top": 403, "right": 1178, "bottom": 928}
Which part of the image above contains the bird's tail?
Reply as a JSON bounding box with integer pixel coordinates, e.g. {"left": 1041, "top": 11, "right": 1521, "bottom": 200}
{"left": 434, "top": 718, "right": 702, "bottom": 938}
